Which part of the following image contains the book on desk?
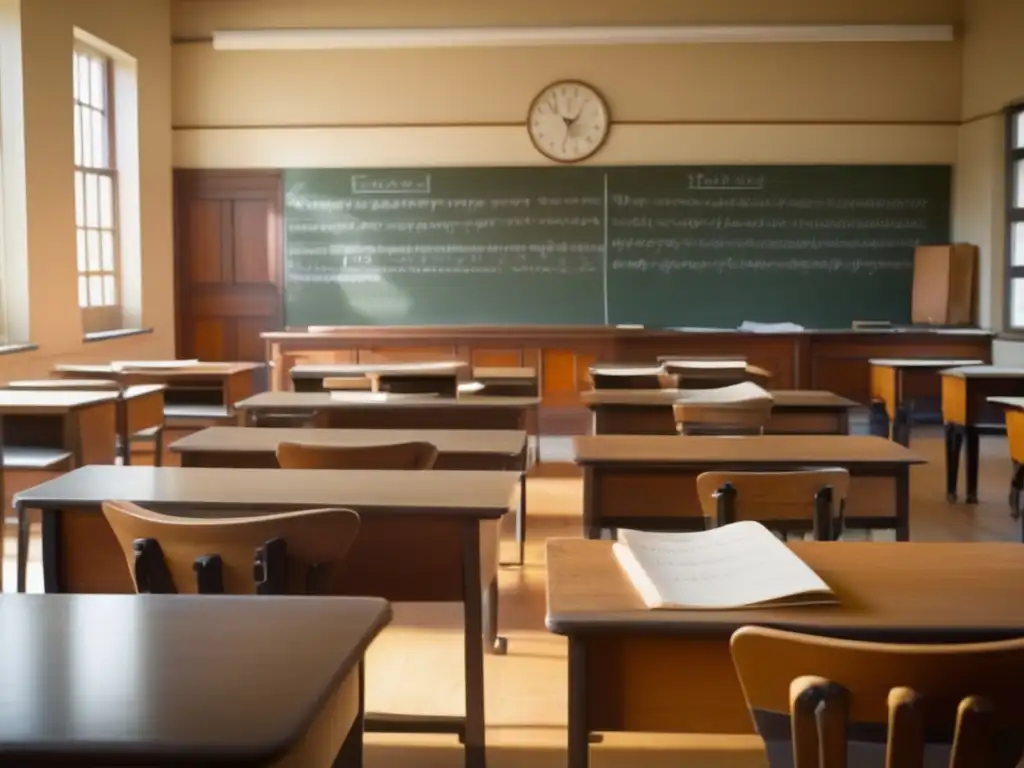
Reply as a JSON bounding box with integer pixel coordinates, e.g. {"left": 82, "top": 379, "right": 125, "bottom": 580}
{"left": 613, "top": 521, "right": 837, "bottom": 610}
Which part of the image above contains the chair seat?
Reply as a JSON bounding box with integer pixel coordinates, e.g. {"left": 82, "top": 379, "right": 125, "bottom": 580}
{"left": 131, "top": 425, "right": 164, "bottom": 440}
{"left": 2, "top": 447, "right": 74, "bottom": 470}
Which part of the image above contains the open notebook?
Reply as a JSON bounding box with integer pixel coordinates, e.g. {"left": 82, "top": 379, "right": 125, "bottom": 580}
{"left": 613, "top": 521, "right": 836, "bottom": 610}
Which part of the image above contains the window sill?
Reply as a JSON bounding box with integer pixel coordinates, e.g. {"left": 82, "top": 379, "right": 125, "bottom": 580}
{"left": 83, "top": 327, "right": 153, "bottom": 343}
{"left": 996, "top": 332, "right": 1024, "bottom": 342}
{"left": 0, "top": 342, "right": 39, "bottom": 357}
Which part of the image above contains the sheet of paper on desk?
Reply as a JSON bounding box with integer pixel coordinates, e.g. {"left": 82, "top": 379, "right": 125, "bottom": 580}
{"left": 328, "top": 391, "right": 439, "bottom": 403}
{"left": 738, "top": 321, "right": 805, "bottom": 333}
{"left": 112, "top": 359, "right": 199, "bottom": 371}
{"left": 613, "top": 522, "right": 836, "bottom": 610}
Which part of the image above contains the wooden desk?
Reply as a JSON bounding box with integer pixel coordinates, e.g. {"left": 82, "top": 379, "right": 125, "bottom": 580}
{"left": 658, "top": 358, "right": 772, "bottom": 389}
{"left": 170, "top": 426, "right": 531, "bottom": 565}
{"left": 5, "top": 379, "right": 166, "bottom": 465}
{"left": 14, "top": 465, "right": 520, "bottom": 768}
{"left": 941, "top": 366, "right": 1024, "bottom": 504}
{"left": 589, "top": 365, "right": 670, "bottom": 390}
{"left": 0, "top": 391, "right": 119, "bottom": 571}
{"left": 988, "top": 396, "right": 1024, "bottom": 526}
{"left": 53, "top": 362, "right": 261, "bottom": 426}
{"left": 573, "top": 435, "right": 923, "bottom": 540}
{"left": 471, "top": 367, "right": 539, "bottom": 398}
{"left": 235, "top": 392, "right": 540, "bottom": 432}
{"left": 0, "top": 594, "right": 389, "bottom": 767}
{"left": 582, "top": 389, "right": 857, "bottom": 436}
{"left": 545, "top": 538, "right": 1024, "bottom": 768}
{"left": 869, "top": 358, "right": 983, "bottom": 446}
{"left": 292, "top": 361, "right": 466, "bottom": 395}
{"left": 264, "top": 325, "right": 992, "bottom": 405}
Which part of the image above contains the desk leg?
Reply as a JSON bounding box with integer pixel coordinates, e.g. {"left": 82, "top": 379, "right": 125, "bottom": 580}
{"left": 461, "top": 523, "right": 486, "bottom": 768}
{"left": 483, "top": 576, "right": 508, "bottom": 656}
{"left": 335, "top": 661, "right": 364, "bottom": 767}
{"left": 1010, "top": 462, "right": 1024, "bottom": 520}
{"left": 895, "top": 468, "right": 910, "bottom": 542}
{"left": 893, "top": 403, "right": 911, "bottom": 448}
{"left": 964, "top": 425, "right": 980, "bottom": 504}
{"left": 568, "top": 638, "right": 590, "bottom": 768}
{"left": 868, "top": 401, "right": 890, "bottom": 439}
{"left": 582, "top": 467, "right": 601, "bottom": 540}
{"left": 517, "top": 472, "right": 526, "bottom": 566}
{"left": 944, "top": 424, "right": 962, "bottom": 502}
{"left": 15, "top": 503, "right": 29, "bottom": 593}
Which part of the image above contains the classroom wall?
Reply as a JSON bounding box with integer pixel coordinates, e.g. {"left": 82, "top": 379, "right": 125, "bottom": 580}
{"left": 171, "top": 0, "right": 962, "bottom": 168}
{"left": 3, "top": 0, "right": 174, "bottom": 379}
{"left": 955, "top": 0, "right": 1024, "bottom": 338}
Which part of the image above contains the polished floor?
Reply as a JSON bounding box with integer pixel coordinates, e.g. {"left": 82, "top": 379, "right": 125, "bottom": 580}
{"left": 6, "top": 425, "right": 1021, "bottom": 767}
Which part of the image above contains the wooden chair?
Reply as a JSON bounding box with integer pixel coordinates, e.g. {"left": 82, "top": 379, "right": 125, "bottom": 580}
{"left": 275, "top": 441, "right": 439, "bottom": 470}
{"left": 101, "top": 500, "right": 360, "bottom": 594}
{"left": 730, "top": 625, "right": 1024, "bottom": 768}
{"left": 695, "top": 468, "right": 849, "bottom": 540}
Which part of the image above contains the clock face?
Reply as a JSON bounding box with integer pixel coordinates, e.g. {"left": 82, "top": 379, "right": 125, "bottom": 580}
{"left": 527, "top": 80, "right": 609, "bottom": 163}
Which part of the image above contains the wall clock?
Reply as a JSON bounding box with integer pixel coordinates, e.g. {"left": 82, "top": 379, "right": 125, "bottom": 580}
{"left": 527, "top": 80, "right": 610, "bottom": 163}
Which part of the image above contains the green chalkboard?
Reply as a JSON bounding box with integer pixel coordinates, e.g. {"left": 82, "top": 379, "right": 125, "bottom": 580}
{"left": 283, "top": 165, "right": 951, "bottom": 328}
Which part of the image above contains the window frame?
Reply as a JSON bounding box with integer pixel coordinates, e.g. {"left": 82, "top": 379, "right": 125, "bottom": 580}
{"left": 1005, "top": 104, "right": 1024, "bottom": 330}
{"left": 73, "top": 40, "right": 121, "bottom": 334}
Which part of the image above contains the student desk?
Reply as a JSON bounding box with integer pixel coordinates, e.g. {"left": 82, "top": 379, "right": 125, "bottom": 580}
{"left": 170, "top": 426, "right": 531, "bottom": 565}
{"left": 581, "top": 389, "right": 857, "bottom": 436}
{"left": 53, "top": 362, "right": 262, "bottom": 427}
{"left": 14, "top": 465, "right": 520, "bottom": 768}
{"left": 658, "top": 358, "right": 772, "bottom": 389}
{"left": 5, "top": 379, "right": 166, "bottom": 465}
{"left": 573, "top": 435, "right": 923, "bottom": 540}
{"left": 235, "top": 391, "right": 540, "bottom": 432}
{"left": 869, "top": 358, "right": 983, "bottom": 446}
{"left": 545, "top": 538, "right": 1024, "bottom": 768}
{"left": 941, "top": 366, "right": 1024, "bottom": 504}
{"left": 988, "top": 396, "right": 1024, "bottom": 526}
{"left": 1, "top": 390, "right": 119, "bottom": 563}
{"left": 292, "top": 361, "right": 466, "bottom": 395}
{"left": 0, "top": 594, "right": 390, "bottom": 767}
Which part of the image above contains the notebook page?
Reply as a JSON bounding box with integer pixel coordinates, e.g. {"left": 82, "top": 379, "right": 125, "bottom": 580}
{"left": 615, "top": 522, "right": 833, "bottom": 610}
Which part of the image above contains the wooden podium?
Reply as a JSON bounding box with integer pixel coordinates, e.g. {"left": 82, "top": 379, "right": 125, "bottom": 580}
{"left": 911, "top": 244, "right": 977, "bottom": 325}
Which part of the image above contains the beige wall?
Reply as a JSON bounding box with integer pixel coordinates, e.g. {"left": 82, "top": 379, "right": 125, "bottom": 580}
{"left": 955, "top": 0, "right": 1024, "bottom": 345}
{"left": 171, "top": 0, "right": 962, "bottom": 168}
{"left": 3, "top": 0, "right": 173, "bottom": 379}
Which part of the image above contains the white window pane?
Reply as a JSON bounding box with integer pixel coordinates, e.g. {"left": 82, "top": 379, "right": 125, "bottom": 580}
{"left": 1016, "top": 111, "right": 1024, "bottom": 150}
{"left": 1013, "top": 222, "right": 1024, "bottom": 266}
{"left": 72, "top": 53, "right": 79, "bottom": 97}
{"left": 101, "top": 231, "right": 114, "bottom": 271}
{"left": 78, "top": 276, "right": 88, "bottom": 307}
{"left": 99, "top": 175, "right": 113, "bottom": 228}
{"left": 87, "top": 229, "right": 101, "bottom": 271}
{"left": 88, "top": 275, "right": 102, "bottom": 306}
{"left": 73, "top": 106, "right": 82, "bottom": 166}
{"left": 90, "top": 58, "right": 105, "bottom": 110}
{"left": 81, "top": 106, "right": 92, "bottom": 167}
{"left": 103, "top": 275, "right": 115, "bottom": 305}
{"left": 85, "top": 173, "right": 99, "bottom": 227}
{"left": 76, "top": 229, "right": 86, "bottom": 272}
{"left": 74, "top": 171, "right": 84, "bottom": 227}
{"left": 91, "top": 110, "right": 106, "bottom": 167}
{"left": 1015, "top": 161, "right": 1024, "bottom": 209}
{"left": 77, "top": 55, "right": 90, "bottom": 104}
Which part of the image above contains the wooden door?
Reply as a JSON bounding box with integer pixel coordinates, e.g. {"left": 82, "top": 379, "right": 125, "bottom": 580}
{"left": 174, "top": 171, "right": 283, "bottom": 375}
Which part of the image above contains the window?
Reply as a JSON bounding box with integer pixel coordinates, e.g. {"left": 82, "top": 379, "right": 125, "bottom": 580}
{"left": 73, "top": 43, "right": 120, "bottom": 333}
{"left": 1006, "top": 105, "right": 1024, "bottom": 329}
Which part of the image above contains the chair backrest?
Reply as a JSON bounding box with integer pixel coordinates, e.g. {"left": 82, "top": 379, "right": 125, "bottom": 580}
{"left": 695, "top": 468, "right": 849, "bottom": 540}
{"left": 275, "top": 440, "right": 439, "bottom": 470}
{"left": 730, "top": 626, "right": 1024, "bottom": 768}
{"left": 101, "top": 500, "right": 360, "bottom": 595}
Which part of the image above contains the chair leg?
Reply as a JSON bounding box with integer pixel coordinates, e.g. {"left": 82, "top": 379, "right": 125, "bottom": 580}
{"left": 153, "top": 428, "right": 164, "bottom": 467}
{"left": 944, "top": 423, "right": 962, "bottom": 502}
{"left": 1011, "top": 462, "right": 1024, "bottom": 520}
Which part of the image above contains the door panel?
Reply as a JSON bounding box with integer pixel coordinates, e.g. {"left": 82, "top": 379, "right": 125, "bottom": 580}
{"left": 175, "top": 171, "right": 283, "bottom": 372}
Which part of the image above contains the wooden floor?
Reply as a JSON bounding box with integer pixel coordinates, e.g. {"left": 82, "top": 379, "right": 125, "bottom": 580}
{"left": 6, "top": 425, "right": 1021, "bottom": 767}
